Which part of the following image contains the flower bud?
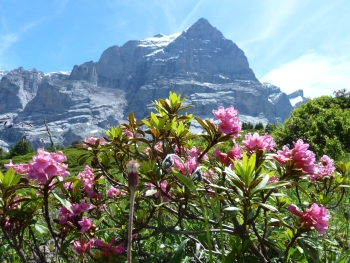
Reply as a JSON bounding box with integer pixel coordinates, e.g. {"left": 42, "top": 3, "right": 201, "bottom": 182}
{"left": 191, "top": 167, "right": 203, "bottom": 182}
{"left": 162, "top": 154, "right": 174, "bottom": 169}
{"left": 127, "top": 159, "right": 140, "bottom": 190}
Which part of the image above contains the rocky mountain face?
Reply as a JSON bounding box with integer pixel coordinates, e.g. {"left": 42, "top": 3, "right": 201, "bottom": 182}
{"left": 0, "top": 18, "right": 305, "bottom": 150}
{"left": 288, "top": 89, "right": 308, "bottom": 107}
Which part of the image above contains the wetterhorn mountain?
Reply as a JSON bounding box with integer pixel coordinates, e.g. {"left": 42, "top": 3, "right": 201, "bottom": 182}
{"left": 0, "top": 18, "right": 303, "bottom": 150}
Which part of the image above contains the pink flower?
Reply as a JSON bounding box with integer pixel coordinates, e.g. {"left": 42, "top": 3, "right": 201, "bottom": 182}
{"left": 146, "top": 180, "right": 171, "bottom": 202}
{"left": 78, "top": 166, "right": 97, "bottom": 196}
{"left": 95, "top": 236, "right": 125, "bottom": 257}
{"left": 213, "top": 145, "right": 242, "bottom": 167}
{"left": 268, "top": 175, "right": 278, "bottom": 184}
{"left": 73, "top": 238, "right": 95, "bottom": 254}
{"left": 288, "top": 203, "right": 331, "bottom": 234}
{"left": 122, "top": 129, "right": 134, "bottom": 138}
{"left": 171, "top": 147, "right": 207, "bottom": 175}
{"left": 83, "top": 136, "right": 106, "bottom": 148}
{"left": 6, "top": 148, "right": 70, "bottom": 185}
{"left": 274, "top": 139, "right": 316, "bottom": 174}
{"left": 212, "top": 106, "right": 228, "bottom": 120}
{"left": 71, "top": 200, "right": 91, "bottom": 216}
{"left": 154, "top": 141, "right": 163, "bottom": 152}
{"left": 107, "top": 186, "right": 122, "bottom": 198}
{"left": 310, "top": 155, "right": 335, "bottom": 181}
{"left": 213, "top": 106, "right": 238, "bottom": 121}
{"left": 242, "top": 132, "right": 276, "bottom": 152}
{"left": 213, "top": 106, "right": 241, "bottom": 137}
{"left": 63, "top": 182, "right": 75, "bottom": 190}
{"left": 4, "top": 160, "right": 29, "bottom": 174}
{"left": 78, "top": 216, "right": 92, "bottom": 233}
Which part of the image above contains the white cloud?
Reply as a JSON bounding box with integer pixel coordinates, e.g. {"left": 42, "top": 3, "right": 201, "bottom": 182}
{"left": 0, "top": 34, "right": 18, "bottom": 69}
{"left": 262, "top": 52, "right": 350, "bottom": 98}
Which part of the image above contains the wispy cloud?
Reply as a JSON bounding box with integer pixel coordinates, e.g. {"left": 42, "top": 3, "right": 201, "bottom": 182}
{"left": 178, "top": 0, "right": 206, "bottom": 31}
{"left": 0, "top": 19, "right": 41, "bottom": 69}
{"left": 238, "top": 1, "right": 299, "bottom": 46}
{"left": 0, "top": 33, "right": 18, "bottom": 69}
{"left": 262, "top": 51, "right": 350, "bottom": 98}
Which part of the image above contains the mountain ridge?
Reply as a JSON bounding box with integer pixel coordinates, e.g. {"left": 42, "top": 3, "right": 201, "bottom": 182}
{"left": 0, "top": 18, "right": 305, "bottom": 150}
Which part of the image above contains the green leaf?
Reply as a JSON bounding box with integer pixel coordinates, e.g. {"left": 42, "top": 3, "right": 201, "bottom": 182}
{"left": 256, "top": 202, "right": 278, "bottom": 212}
{"left": 0, "top": 171, "right": 4, "bottom": 182}
{"left": 207, "top": 196, "right": 220, "bottom": 218}
{"left": 250, "top": 174, "right": 270, "bottom": 194}
{"left": 259, "top": 181, "right": 290, "bottom": 190}
{"left": 173, "top": 170, "right": 196, "bottom": 192}
{"left": 335, "top": 248, "right": 350, "bottom": 263}
{"left": 223, "top": 207, "right": 240, "bottom": 212}
{"left": 53, "top": 192, "right": 72, "bottom": 212}
{"left": 170, "top": 239, "right": 189, "bottom": 263}
{"left": 150, "top": 112, "right": 159, "bottom": 126}
{"left": 297, "top": 239, "right": 319, "bottom": 263}
{"left": 2, "top": 168, "right": 21, "bottom": 188}
{"left": 35, "top": 224, "right": 49, "bottom": 234}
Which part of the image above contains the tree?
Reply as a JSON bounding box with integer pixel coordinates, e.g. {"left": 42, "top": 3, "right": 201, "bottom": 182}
{"left": 241, "top": 122, "right": 254, "bottom": 130}
{"left": 254, "top": 122, "right": 264, "bottom": 130}
{"left": 272, "top": 91, "right": 350, "bottom": 160}
{"left": 8, "top": 140, "right": 34, "bottom": 158}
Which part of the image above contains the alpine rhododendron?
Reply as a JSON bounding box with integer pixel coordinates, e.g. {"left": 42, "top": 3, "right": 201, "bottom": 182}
{"left": 288, "top": 203, "right": 331, "bottom": 234}
{"left": 274, "top": 139, "right": 316, "bottom": 174}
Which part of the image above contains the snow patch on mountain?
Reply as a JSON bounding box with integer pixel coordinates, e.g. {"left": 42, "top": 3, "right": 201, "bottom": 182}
{"left": 138, "top": 33, "right": 180, "bottom": 48}
{"left": 289, "top": 96, "right": 303, "bottom": 107}
{"left": 0, "top": 70, "right": 8, "bottom": 79}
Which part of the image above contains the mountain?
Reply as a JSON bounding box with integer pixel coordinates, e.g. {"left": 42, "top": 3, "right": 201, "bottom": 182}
{"left": 288, "top": 89, "right": 308, "bottom": 107}
{"left": 0, "top": 18, "right": 305, "bottom": 150}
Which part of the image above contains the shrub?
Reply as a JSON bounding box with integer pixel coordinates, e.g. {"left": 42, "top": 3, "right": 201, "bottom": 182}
{"left": 0, "top": 92, "right": 349, "bottom": 262}
{"left": 8, "top": 140, "right": 34, "bottom": 158}
{"left": 272, "top": 91, "right": 350, "bottom": 160}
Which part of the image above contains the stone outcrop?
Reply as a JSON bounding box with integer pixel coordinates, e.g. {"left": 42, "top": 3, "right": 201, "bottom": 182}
{"left": 0, "top": 18, "right": 304, "bottom": 150}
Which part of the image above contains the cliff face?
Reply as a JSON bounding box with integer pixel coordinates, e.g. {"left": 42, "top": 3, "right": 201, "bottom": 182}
{"left": 0, "top": 18, "right": 300, "bottom": 150}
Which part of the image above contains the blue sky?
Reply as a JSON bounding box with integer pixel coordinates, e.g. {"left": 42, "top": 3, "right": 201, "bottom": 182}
{"left": 0, "top": 0, "right": 349, "bottom": 98}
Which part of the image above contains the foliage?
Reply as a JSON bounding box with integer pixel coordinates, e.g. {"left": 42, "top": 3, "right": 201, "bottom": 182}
{"left": 241, "top": 122, "right": 254, "bottom": 130}
{"left": 272, "top": 91, "right": 350, "bottom": 160}
{"left": 254, "top": 122, "right": 264, "bottom": 130}
{"left": 0, "top": 91, "right": 349, "bottom": 263}
{"left": 8, "top": 140, "right": 34, "bottom": 159}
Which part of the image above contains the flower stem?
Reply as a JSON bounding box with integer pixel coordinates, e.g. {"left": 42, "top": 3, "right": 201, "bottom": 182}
{"left": 128, "top": 189, "right": 136, "bottom": 263}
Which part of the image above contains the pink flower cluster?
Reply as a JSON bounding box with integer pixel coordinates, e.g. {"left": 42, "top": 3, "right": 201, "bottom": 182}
{"left": 106, "top": 186, "right": 125, "bottom": 198}
{"left": 274, "top": 139, "right": 316, "bottom": 174}
{"left": 242, "top": 132, "right": 276, "bottom": 152}
{"left": 122, "top": 129, "right": 134, "bottom": 138}
{"left": 310, "top": 155, "right": 335, "bottom": 181}
{"left": 5, "top": 148, "right": 70, "bottom": 184}
{"left": 146, "top": 180, "right": 171, "bottom": 202}
{"left": 212, "top": 106, "right": 241, "bottom": 137}
{"left": 288, "top": 203, "right": 331, "bottom": 234}
{"left": 83, "top": 136, "right": 106, "bottom": 148}
{"left": 213, "top": 144, "right": 242, "bottom": 167}
{"left": 78, "top": 216, "right": 93, "bottom": 233}
{"left": 77, "top": 165, "right": 98, "bottom": 198}
{"left": 172, "top": 146, "right": 207, "bottom": 175}
{"left": 144, "top": 141, "right": 164, "bottom": 157}
{"left": 74, "top": 238, "right": 95, "bottom": 255}
{"left": 73, "top": 236, "right": 125, "bottom": 256}
{"left": 95, "top": 236, "right": 125, "bottom": 257}
{"left": 58, "top": 200, "right": 91, "bottom": 225}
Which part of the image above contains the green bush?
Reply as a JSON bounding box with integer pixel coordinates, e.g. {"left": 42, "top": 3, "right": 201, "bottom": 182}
{"left": 8, "top": 140, "right": 34, "bottom": 159}
{"left": 272, "top": 92, "right": 350, "bottom": 160}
